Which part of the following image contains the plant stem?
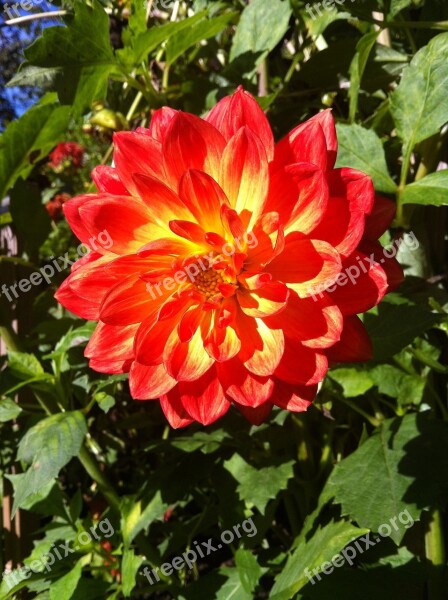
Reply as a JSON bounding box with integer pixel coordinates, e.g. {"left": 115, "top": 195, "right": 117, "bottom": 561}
{"left": 78, "top": 444, "right": 121, "bottom": 513}
{"left": 339, "top": 397, "right": 382, "bottom": 428}
{"left": 425, "top": 507, "right": 446, "bottom": 600}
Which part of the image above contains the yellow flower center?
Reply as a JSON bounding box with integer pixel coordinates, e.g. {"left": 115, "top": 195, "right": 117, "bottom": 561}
{"left": 193, "top": 266, "right": 225, "bottom": 298}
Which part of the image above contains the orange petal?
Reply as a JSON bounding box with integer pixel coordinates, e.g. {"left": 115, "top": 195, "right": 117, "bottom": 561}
{"left": 179, "top": 169, "right": 229, "bottom": 234}
{"left": 113, "top": 131, "right": 166, "bottom": 195}
{"left": 265, "top": 163, "right": 328, "bottom": 234}
{"left": 217, "top": 358, "right": 274, "bottom": 407}
{"left": 129, "top": 362, "right": 176, "bottom": 399}
{"left": 78, "top": 195, "right": 154, "bottom": 255}
{"left": 219, "top": 127, "right": 269, "bottom": 227}
{"left": 205, "top": 87, "right": 275, "bottom": 160}
{"left": 163, "top": 113, "right": 226, "bottom": 188}
{"left": 243, "top": 319, "right": 284, "bottom": 377}
{"left": 268, "top": 234, "right": 342, "bottom": 297}
{"left": 275, "top": 340, "right": 328, "bottom": 385}
{"left": 177, "top": 368, "right": 230, "bottom": 425}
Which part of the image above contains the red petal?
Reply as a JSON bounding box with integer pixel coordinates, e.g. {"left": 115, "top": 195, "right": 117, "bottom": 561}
{"left": 78, "top": 195, "right": 153, "bottom": 255}
{"left": 268, "top": 234, "right": 341, "bottom": 297}
{"left": 177, "top": 368, "right": 230, "bottom": 425}
{"left": 129, "top": 362, "right": 176, "bottom": 399}
{"left": 179, "top": 169, "right": 230, "bottom": 234}
{"left": 327, "top": 250, "right": 389, "bottom": 316}
{"left": 243, "top": 319, "right": 284, "bottom": 377}
{"left": 205, "top": 87, "right": 274, "bottom": 161}
{"left": 219, "top": 126, "right": 269, "bottom": 227}
{"left": 264, "top": 292, "right": 342, "bottom": 349}
{"left": 85, "top": 321, "right": 138, "bottom": 361}
{"left": 363, "top": 196, "right": 396, "bottom": 240}
{"left": 273, "top": 120, "right": 328, "bottom": 171}
{"left": 275, "top": 340, "right": 328, "bottom": 385}
{"left": 113, "top": 131, "right": 166, "bottom": 195}
{"left": 272, "top": 380, "right": 317, "bottom": 412}
{"left": 148, "top": 107, "right": 178, "bottom": 141}
{"left": 265, "top": 163, "right": 328, "bottom": 234}
{"left": 217, "top": 358, "right": 274, "bottom": 407}
{"left": 91, "top": 165, "right": 128, "bottom": 195}
{"left": 326, "top": 315, "right": 372, "bottom": 363}
{"left": 163, "top": 113, "right": 226, "bottom": 188}
{"left": 160, "top": 387, "right": 194, "bottom": 428}
{"left": 236, "top": 402, "right": 273, "bottom": 425}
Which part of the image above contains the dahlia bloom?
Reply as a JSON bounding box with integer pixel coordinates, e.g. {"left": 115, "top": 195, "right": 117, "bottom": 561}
{"left": 55, "top": 88, "right": 402, "bottom": 427}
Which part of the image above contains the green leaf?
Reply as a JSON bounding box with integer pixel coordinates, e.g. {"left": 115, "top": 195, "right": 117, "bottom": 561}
{"left": 235, "top": 548, "right": 262, "bottom": 595}
{"left": 8, "top": 351, "right": 45, "bottom": 380}
{"left": 0, "top": 101, "right": 70, "bottom": 198}
{"left": 401, "top": 169, "right": 448, "bottom": 206}
{"left": 121, "top": 548, "right": 144, "bottom": 598}
{"left": 23, "top": 0, "right": 117, "bottom": 113}
{"left": 49, "top": 560, "right": 83, "bottom": 600}
{"left": 0, "top": 398, "right": 22, "bottom": 422}
{"left": 369, "top": 364, "right": 425, "bottom": 407}
{"left": 270, "top": 520, "right": 368, "bottom": 599}
{"left": 229, "top": 0, "right": 292, "bottom": 74}
{"left": 10, "top": 179, "right": 51, "bottom": 258}
{"left": 9, "top": 411, "right": 87, "bottom": 513}
{"left": 328, "top": 368, "right": 374, "bottom": 398}
{"left": 121, "top": 491, "right": 168, "bottom": 547}
{"left": 363, "top": 299, "right": 441, "bottom": 360}
{"left": 389, "top": 0, "right": 418, "bottom": 16}
{"left": 335, "top": 124, "right": 397, "bottom": 193}
{"left": 390, "top": 32, "right": 448, "bottom": 155}
{"left": 348, "top": 30, "right": 380, "bottom": 122}
{"left": 165, "top": 12, "right": 237, "bottom": 66}
{"left": 121, "top": 13, "right": 206, "bottom": 67}
{"left": 224, "top": 455, "right": 294, "bottom": 513}
{"left": 327, "top": 413, "right": 448, "bottom": 544}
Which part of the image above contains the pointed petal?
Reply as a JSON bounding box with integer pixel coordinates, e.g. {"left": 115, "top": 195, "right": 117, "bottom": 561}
{"left": 113, "top": 131, "right": 166, "bottom": 195}
{"left": 179, "top": 169, "right": 229, "bottom": 234}
{"left": 160, "top": 387, "right": 194, "bottom": 428}
{"left": 148, "top": 107, "right": 178, "bottom": 141}
{"left": 243, "top": 319, "right": 284, "bottom": 377}
{"left": 219, "top": 126, "right": 269, "bottom": 227}
{"left": 92, "top": 165, "right": 128, "bottom": 195}
{"left": 85, "top": 321, "right": 138, "bottom": 361}
{"left": 205, "top": 87, "right": 275, "bottom": 160}
{"left": 163, "top": 113, "right": 226, "bottom": 187}
{"left": 177, "top": 368, "right": 230, "bottom": 425}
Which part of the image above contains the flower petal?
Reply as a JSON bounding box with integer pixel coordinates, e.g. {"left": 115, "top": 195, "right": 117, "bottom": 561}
{"left": 163, "top": 113, "right": 226, "bottom": 188}
{"left": 326, "top": 315, "right": 372, "bottom": 363}
{"left": 113, "top": 131, "right": 166, "bottom": 195}
{"left": 129, "top": 362, "right": 176, "bottom": 399}
{"left": 205, "top": 87, "right": 274, "bottom": 160}
{"left": 275, "top": 339, "right": 328, "bottom": 385}
{"left": 177, "top": 368, "right": 230, "bottom": 425}
{"left": 219, "top": 126, "right": 269, "bottom": 227}
{"left": 217, "top": 358, "right": 274, "bottom": 407}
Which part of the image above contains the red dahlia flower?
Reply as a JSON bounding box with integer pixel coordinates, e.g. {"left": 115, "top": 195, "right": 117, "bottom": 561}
{"left": 55, "top": 88, "right": 402, "bottom": 428}
{"left": 49, "top": 142, "right": 85, "bottom": 170}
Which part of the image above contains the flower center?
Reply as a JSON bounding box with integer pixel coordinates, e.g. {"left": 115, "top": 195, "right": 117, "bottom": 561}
{"left": 193, "top": 266, "right": 225, "bottom": 298}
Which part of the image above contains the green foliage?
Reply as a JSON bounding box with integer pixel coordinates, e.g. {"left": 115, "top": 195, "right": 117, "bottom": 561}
{"left": 1, "top": 0, "right": 448, "bottom": 598}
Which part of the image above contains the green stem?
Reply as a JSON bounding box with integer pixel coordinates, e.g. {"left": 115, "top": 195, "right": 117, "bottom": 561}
{"left": 425, "top": 507, "right": 446, "bottom": 600}
{"left": 78, "top": 444, "right": 121, "bottom": 513}
{"left": 339, "top": 397, "right": 382, "bottom": 428}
